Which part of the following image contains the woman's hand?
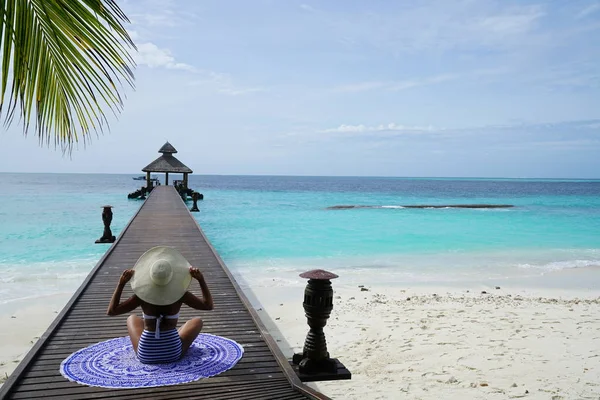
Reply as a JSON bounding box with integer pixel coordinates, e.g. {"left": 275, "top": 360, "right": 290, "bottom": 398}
{"left": 119, "top": 269, "right": 134, "bottom": 285}
{"left": 189, "top": 267, "right": 204, "bottom": 281}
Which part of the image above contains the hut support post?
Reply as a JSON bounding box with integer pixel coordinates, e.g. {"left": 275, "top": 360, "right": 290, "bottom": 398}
{"left": 146, "top": 171, "right": 152, "bottom": 189}
{"left": 183, "top": 173, "right": 188, "bottom": 189}
{"left": 165, "top": 172, "right": 169, "bottom": 185}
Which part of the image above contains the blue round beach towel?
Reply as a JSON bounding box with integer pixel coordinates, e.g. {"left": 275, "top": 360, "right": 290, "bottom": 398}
{"left": 60, "top": 333, "right": 244, "bottom": 388}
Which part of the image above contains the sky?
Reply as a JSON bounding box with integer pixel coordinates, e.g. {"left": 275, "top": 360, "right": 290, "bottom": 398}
{"left": 1, "top": 0, "right": 599, "bottom": 178}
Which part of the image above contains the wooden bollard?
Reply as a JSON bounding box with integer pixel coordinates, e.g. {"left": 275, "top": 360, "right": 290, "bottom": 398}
{"left": 291, "top": 269, "right": 350, "bottom": 381}
{"left": 190, "top": 192, "right": 200, "bottom": 212}
{"left": 95, "top": 205, "right": 116, "bottom": 244}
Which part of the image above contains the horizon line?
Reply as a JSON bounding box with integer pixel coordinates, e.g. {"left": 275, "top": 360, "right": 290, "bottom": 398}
{"left": 1, "top": 171, "right": 600, "bottom": 181}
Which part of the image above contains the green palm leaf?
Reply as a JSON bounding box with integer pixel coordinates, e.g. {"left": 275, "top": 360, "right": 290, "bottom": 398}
{"left": 0, "top": 0, "right": 135, "bottom": 152}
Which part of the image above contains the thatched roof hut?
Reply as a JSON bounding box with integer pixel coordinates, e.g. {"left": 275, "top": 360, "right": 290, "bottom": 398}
{"left": 142, "top": 142, "right": 193, "bottom": 187}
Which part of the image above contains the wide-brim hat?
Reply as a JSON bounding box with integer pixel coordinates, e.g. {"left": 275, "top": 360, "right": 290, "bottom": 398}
{"left": 130, "top": 246, "right": 192, "bottom": 305}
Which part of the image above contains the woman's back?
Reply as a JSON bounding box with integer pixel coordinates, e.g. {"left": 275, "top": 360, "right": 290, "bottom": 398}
{"left": 140, "top": 298, "right": 184, "bottom": 331}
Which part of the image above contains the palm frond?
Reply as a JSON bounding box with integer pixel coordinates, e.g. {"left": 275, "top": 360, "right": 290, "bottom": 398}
{"left": 0, "top": 0, "right": 136, "bottom": 152}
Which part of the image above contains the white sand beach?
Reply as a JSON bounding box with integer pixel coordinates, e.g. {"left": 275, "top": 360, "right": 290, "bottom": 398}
{"left": 3, "top": 276, "right": 600, "bottom": 400}
{"left": 249, "top": 281, "right": 600, "bottom": 400}
{"left": 0, "top": 294, "right": 71, "bottom": 384}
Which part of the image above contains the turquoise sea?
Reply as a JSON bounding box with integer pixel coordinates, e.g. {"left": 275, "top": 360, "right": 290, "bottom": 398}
{"left": 1, "top": 173, "right": 600, "bottom": 305}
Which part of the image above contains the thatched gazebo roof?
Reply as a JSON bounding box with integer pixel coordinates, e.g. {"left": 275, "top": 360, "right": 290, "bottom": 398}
{"left": 158, "top": 142, "right": 178, "bottom": 154}
{"left": 142, "top": 142, "right": 193, "bottom": 173}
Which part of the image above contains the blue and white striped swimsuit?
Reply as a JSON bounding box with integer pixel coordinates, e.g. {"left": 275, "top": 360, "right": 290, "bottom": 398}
{"left": 137, "top": 313, "right": 182, "bottom": 364}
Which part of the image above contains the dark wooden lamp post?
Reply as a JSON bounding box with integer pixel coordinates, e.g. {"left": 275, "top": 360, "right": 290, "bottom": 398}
{"left": 95, "top": 205, "right": 116, "bottom": 244}
{"left": 291, "top": 269, "right": 351, "bottom": 382}
{"left": 190, "top": 192, "right": 200, "bottom": 212}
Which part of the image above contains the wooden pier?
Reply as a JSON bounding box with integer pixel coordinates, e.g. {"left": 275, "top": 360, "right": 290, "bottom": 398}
{"left": 0, "top": 186, "right": 327, "bottom": 400}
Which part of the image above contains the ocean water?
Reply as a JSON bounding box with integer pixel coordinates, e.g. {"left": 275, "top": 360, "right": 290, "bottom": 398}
{"left": 1, "top": 173, "right": 599, "bottom": 305}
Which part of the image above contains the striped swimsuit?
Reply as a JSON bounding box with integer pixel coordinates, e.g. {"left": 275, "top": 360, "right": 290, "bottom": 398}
{"left": 137, "top": 313, "right": 182, "bottom": 364}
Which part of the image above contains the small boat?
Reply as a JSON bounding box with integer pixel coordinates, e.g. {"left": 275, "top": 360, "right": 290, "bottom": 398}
{"left": 133, "top": 175, "right": 158, "bottom": 181}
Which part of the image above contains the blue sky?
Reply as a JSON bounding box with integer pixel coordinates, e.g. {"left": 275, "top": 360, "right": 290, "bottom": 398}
{"left": 1, "top": 0, "right": 599, "bottom": 178}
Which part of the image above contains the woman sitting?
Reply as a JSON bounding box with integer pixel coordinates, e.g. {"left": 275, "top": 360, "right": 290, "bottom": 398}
{"left": 107, "top": 246, "right": 213, "bottom": 364}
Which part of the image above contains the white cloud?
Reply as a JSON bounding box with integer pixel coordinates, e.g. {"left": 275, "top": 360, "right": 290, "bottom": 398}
{"left": 387, "top": 80, "right": 419, "bottom": 91}
{"left": 333, "top": 68, "right": 518, "bottom": 94}
{"left": 218, "top": 87, "right": 266, "bottom": 96}
{"left": 585, "top": 122, "right": 600, "bottom": 129}
{"left": 124, "top": 4, "right": 258, "bottom": 95}
{"left": 134, "top": 42, "right": 196, "bottom": 71}
{"left": 127, "top": 30, "right": 140, "bottom": 41}
{"left": 334, "top": 73, "right": 461, "bottom": 93}
{"left": 319, "top": 123, "right": 437, "bottom": 134}
{"left": 576, "top": 3, "right": 600, "bottom": 19}
{"left": 131, "top": 13, "right": 178, "bottom": 27}
{"left": 317, "top": 119, "right": 600, "bottom": 137}
{"left": 323, "top": 2, "right": 547, "bottom": 55}
{"left": 300, "top": 4, "right": 315, "bottom": 12}
{"left": 476, "top": 6, "right": 544, "bottom": 36}
{"left": 189, "top": 71, "right": 266, "bottom": 96}
{"left": 125, "top": 1, "right": 191, "bottom": 28}
{"left": 126, "top": 18, "right": 263, "bottom": 96}
{"left": 389, "top": 73, "right": 459, "bottom": 91}
{"left": 334, "top": 81, "right": 386, "bottom": 93}
{"left": 523, "top": 60, "right": 600, "bottom": 89}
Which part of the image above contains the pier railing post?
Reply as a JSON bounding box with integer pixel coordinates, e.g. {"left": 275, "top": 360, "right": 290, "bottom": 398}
{"left": 291, "top": 269, "right": 351, "bottom": 381}
{"left": 95, "top": 205, "right": 116, "bottom": 244}
{"left": 190, "top": 192, "right": 200, "bottom": 212}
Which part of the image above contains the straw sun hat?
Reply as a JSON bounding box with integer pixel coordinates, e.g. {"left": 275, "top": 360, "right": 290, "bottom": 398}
{"left": 130, "top": 246, "right": 192, "bottom": 305}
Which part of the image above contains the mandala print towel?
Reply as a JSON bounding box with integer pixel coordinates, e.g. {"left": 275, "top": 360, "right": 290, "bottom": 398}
{"left": 60, "top": 333, "right": 244, "bottom": 388}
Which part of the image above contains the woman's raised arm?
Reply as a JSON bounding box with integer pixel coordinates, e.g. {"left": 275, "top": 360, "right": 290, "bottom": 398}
{"left": 107, "top": 269, "right": 141, "bottom": 316}
{"left": 182, "top": 267, "right": 214, "bottom": 310}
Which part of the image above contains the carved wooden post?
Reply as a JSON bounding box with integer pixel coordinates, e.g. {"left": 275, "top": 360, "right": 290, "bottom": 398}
{"left": 95, "top": 206, "right": 116, "bottom": 244}
{"left": 291, "top": 269, "right": 350, "bottom": 381}
{"left": 190, "top": 192, "right": 200, "bottom": 212}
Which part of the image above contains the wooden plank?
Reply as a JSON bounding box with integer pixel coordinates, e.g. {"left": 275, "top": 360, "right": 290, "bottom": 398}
{"left": 11, "top": 371, "right": 288, "bottom": 396}
{"left": 27, "top": 356, "right": 280, "bottom": 375}
{"left": 0, "top": 186, "right": 329, "bottom": 400}
{"left": 29, "top": 350, "right": 277, "bottom": 369}
{"left": 18, "top": 363, "right": 283, "bottom": 386}
{"left": 9, "top": 378, "right": 295, "bottom": 400}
